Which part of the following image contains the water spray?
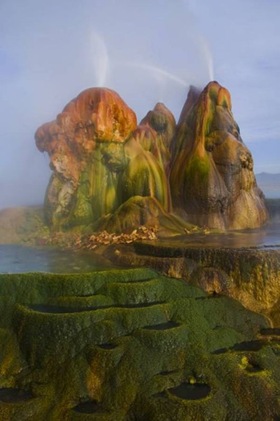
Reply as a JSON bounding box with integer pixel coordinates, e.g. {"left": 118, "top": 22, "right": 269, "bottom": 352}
{"left": 119, "top": 61, "right": 189, "bottom": 87}
{"left": 90, "top": 30, "right": 109, "bottom": 87}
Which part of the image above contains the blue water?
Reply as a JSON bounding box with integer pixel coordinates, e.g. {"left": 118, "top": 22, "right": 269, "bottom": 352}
{"left": 0, "top": 245, "right": 114, "bottom": 274}
{"left": 0, "top": 220, "right": 279, "bottom": 274}
{"left": 168, "top": 220, "right": 280, "bottom": 249}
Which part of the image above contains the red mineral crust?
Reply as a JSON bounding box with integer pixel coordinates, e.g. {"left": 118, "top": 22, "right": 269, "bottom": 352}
{"left": 35, "top": 82, "right": 268, "bottom": 231}
{"left": 35, "top": 88, "right": 137, "bottom": 186}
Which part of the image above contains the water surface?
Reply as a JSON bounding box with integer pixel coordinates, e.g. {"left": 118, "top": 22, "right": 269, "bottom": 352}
{"left": 0, "top": 245, "right": 114, "bottom": 274}
{"left": 0, "top": 220, "right": 279, "bottom": 274}
{"left": 162, "top": 220, "right": 280, "bottom": 249}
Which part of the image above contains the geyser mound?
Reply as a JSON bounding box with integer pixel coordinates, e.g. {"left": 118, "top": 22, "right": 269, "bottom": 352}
{"left": 35, "top": 82, "right": 268, "bottom": 233}
{"left": 170, "top": 81, "right": 268, "bottom": 229}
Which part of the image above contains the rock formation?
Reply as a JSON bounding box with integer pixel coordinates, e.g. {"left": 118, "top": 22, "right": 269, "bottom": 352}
{"left": 35, "top": 82, "right": 268, "bottom": 232}
{"left": 35, "top": 88, "right": 175, "bottom": 232}
{"left": 109, "top": 240, "right": 280, "bottom": 325}
{"left": 170, "top": 81, "right": 268, "bottom": 229}
{"left": 1, "top": 268, "right": 280, "bottom": 420}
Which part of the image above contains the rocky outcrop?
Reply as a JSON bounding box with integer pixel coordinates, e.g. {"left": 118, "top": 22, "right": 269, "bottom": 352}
{"left": 35, "top": 89, "right": 173, "bottom": 230}
{"left": 1, "top": 268, "right": 280, "bottom": 420}
{"left": 36, "top": 88, "right": 137, "bottom": 184}
{"left": 108, "top": 241, "right": 280, "bottom": 326}
{"left": 170, "top": 81, "right": 268, "bottom": 230}
{"left": 138, "top": 102, "right": 176, "bottom": 172}
{"left": 36, "top": 82, "right": 268, "bottom": 232}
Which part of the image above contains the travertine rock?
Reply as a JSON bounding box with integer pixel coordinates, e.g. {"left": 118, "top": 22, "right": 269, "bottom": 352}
{"left": 36, "top": 83, "right": 268, "bottom": 232}
{"left": 170, "top": 81, "right": 268, "bottom": 229}
{"left": 35, "top": 88, "right": 172, "bottom": 229}
{"left": 1, "top": 269, "right": 280, "bottom": 420}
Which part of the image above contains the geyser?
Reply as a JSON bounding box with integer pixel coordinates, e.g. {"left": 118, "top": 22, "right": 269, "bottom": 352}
{"left": 121, "top": 62, "right": 188, "bottom": 88}
{"left": 90, "top": 30, "right": 109, "bottom": 87}
{"left": 35, "top": 81, "right": 268, "bottom": 233}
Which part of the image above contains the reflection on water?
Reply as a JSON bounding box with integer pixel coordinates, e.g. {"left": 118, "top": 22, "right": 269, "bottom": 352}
{"left": 0, "top": 220, "right": 279, "bottom": 274}
{"left": 0, "top": 245, "right": 114, "bottom": 274}
{"left": 164, "top": 220, "right": 280, "bottom": 249}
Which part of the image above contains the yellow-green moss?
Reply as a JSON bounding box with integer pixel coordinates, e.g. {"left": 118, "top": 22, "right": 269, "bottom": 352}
{"left": 185, "top": 155, "right": 210, "bottom": 184}
{"left": 0, "top": 268, "right": 279, "bottom": 420}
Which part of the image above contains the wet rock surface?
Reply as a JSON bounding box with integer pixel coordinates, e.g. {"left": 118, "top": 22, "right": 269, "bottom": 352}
{"left": 108, "top": 240, "right": 280, "bottom": 325}
{"left": 0, "top": 268, "right": 280, "bottom": 420}
{"left": 35, "top": 82, "right": 267, "bottom": 233}
{"left": 170, "top": 82, "right": 268, "bottom": 229}
{"left": 35, "top": 88, "right": 174, "bottom": 232}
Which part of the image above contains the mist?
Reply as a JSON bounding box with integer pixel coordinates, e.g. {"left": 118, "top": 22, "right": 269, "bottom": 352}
{"left": 1, "top": 0, "right": 280, "bottom": 209}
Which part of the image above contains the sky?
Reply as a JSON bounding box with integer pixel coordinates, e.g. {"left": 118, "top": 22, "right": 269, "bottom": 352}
{"left": 0, "top": 0, "right": 280, "bottom": 208}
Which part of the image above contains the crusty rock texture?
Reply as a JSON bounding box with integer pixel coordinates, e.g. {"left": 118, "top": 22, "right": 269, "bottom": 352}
{"left": 1, "top": 268, "right": 280, "bottom": 420}
{"left": 109, "top": 240, "right": 280, "bottom": 326}
{"left": 170, "top": 81, "right": 268, "bottom": 229}
{"left": 35, "top": 88, "right": 173, "bottom": 230}
{"left": 35, "top": 82, "right": 268, "bottom": 232}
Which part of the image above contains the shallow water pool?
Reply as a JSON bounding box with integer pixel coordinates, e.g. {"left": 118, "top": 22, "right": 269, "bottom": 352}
{"left": 0, "top": 244, "right": 115, "bottom": 273}
{"left": 1, "top": 220, "right": 280, "bottom": 274}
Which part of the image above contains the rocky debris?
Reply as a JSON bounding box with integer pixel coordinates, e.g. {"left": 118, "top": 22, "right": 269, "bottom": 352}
{"left": 184, "top": 225, "right": 210, "bottom": 235}
{"left": 74, "top": 226, "right": 158, "bottom": 249}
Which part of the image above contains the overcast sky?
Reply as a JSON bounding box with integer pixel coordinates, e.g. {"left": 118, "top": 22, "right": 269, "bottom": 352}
{"left": 0, "top": 0, "right": 279, "bottom": 208}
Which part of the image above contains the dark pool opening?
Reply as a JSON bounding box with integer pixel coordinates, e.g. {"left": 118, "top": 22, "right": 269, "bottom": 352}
{"left": 116, "top": 301, "right": 165, "bottom": 309}
{"left": 97, "top": 343, "right": 117, "bottom": 350}
{"left": 28, "top": 304, "right": 112, "bottom": 313}
{"left": 260, "top": 328, "right": 280, "bottom": 336}
{"left": 231, "top": 340, "right": 264, "bottom": 352}
{"left": 168, "top": 382, "right": 211, "bottom": 400}
{"left": 72, "top": 400, "right": 103, "bottom": 414}
{"left": 245, "top": 363, "right": 264, "bottom": 373}
{"left": 143, "top": 321, "right": 180, "bottom": 331}
{"left": 0, "top": 388, "right": 34, "bottom": 403}
{"left": 211, "top": 347, "right": 228, "bottom": 355}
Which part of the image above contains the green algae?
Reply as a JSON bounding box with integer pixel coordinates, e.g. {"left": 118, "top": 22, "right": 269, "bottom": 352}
{"left": 0, "top": 268, "right": 280, "bottom": 420}
{"left": 185, "top": 155, "right": 210, "bottom": 185}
